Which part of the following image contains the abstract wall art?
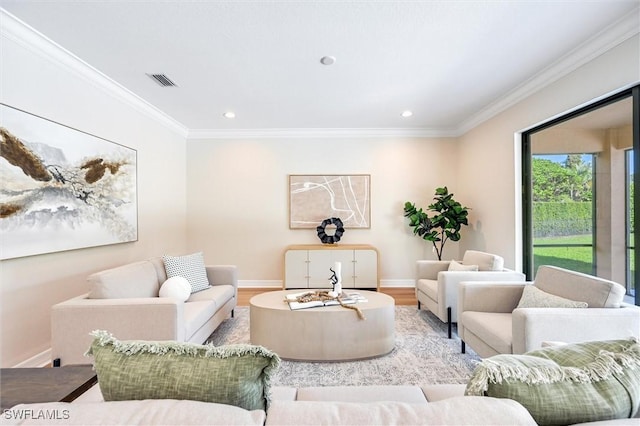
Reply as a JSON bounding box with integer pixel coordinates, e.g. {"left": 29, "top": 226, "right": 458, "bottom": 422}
{"left": 289, "top": 174, "right": 370, "bottom": 229}
{"left": 0, "top": 104, "right": 137, "bottom": 259}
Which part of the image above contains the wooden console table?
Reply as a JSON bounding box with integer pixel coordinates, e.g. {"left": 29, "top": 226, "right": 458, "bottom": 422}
{"left": 0, "top": 365, "right": 97, "bottom": 410}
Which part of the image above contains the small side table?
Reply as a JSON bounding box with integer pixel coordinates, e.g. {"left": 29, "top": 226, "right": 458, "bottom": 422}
{"left": 0, "top": 365, "right": 97, "bottom": 410}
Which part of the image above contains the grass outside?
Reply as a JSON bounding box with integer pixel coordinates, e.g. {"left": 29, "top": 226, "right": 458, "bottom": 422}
{"left": 533, "top": 234, "right": 635, "bottom": 293}
{"left": 534, "top": 235, "right": 593, "bottom": 274}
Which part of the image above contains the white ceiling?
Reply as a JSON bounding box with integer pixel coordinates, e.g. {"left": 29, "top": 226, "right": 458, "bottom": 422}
{"left": 1, "top": 1, "right": 638, "bottom": 137}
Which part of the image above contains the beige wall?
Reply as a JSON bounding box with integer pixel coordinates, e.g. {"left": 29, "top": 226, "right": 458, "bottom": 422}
{"left": 186, "top": 137, "right": 460, "bottom": 286}
{"left": 0, "top": 25, "right": 188, "bottom": 367}
{"left": 1, "top": 25, "right": 638, "bottom": 367}
{"left": 457, "top": 35, "right": 639, "bottom": 271}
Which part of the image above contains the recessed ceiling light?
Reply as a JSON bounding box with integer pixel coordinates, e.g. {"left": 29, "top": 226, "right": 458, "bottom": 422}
{"left": 401, "top": 110, "right": 413, "bottom": 118}
{"left": 223, "top": 112, "right": 236, "bottom": 119}
{"left": 320, "top": 56, "right": 336, "bottom": 65}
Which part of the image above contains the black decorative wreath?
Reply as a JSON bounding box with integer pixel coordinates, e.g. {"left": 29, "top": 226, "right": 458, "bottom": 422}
{"left": 316, "top": 217, "right": 345, "bottom": 244}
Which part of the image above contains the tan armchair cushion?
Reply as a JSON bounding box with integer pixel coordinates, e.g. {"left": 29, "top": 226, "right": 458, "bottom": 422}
{"left": 462, "top": 250, "right": 504, "bottom": 271}
{"left": 88, "top": 261, "right": 159, "bottom": 299}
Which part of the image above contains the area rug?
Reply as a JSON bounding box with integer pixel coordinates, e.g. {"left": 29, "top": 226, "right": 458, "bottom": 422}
{"left": 207, "top": 306, "right": 481, "bottom": 387}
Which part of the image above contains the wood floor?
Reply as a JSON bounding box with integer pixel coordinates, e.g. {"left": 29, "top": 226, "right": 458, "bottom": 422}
{"left": 237, "top": 287, "right": 417, "bottom": 306}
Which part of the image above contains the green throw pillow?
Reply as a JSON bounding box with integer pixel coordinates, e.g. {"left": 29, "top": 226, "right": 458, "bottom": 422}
{"left": 87, "top": 330, "right": 280, "bottom": 411}
{"left": 465, "top": 338, "right": 640, "bottom": 425}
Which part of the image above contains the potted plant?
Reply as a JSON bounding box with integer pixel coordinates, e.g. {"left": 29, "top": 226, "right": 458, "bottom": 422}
{"left": 404, "top": 187, "right": 470, "bottom": 260}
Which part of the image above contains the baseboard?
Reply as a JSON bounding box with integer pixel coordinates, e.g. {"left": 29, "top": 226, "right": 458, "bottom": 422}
{"left": 13, "top": 348, "right": 51, "bottom": 368}
{"left": 238, "top": 280, "right": 282, "bottom": 288}
{"left": 379, "top": 279, "right": 415, "bottom": 288}
{"left": 239, "top": 279, "right": 414, "bottom": 288}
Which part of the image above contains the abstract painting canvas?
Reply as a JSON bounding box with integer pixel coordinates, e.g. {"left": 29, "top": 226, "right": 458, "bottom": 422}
{"left": 289, "top": 174, "right": 370, "bottom": 229}
{"left": 0, "top": 104, "right": 137, "bottom": 259}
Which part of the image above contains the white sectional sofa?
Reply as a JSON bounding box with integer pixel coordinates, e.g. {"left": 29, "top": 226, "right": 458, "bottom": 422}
{"left": 51, "top": 256, "right": 237, "bottom": 365}
{"left": 4, "top": 383, "right": 637, "bottom": 425}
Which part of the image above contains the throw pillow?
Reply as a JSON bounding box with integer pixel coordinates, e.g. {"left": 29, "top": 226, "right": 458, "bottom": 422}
{"left": 158, "top": 276, "right": 191, "bottom": 302}
{"left": 448, "top": 260, "right": 479, "bottom": 272}
{"left": 87, "top": 330, "right": 280, "bottom": 411}
{"left": 465, "top": 338, "right": 640, "bottom": 425}
{"left": 163, "top": 252, "right": 210, "bottom": 293}
{"left": 516, "top": 285, "right": 588, "bottom": 309}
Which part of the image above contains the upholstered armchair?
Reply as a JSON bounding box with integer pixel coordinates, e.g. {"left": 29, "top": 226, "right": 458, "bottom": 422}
{"left": 415, "top": 250, "right": 525, "bottom": 338}
{"left": 458, "top": 265, "right": 640, "bottom": 358}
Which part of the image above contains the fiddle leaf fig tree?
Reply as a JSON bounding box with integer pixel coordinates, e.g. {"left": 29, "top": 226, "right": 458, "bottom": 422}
{"left": 404, "top": 187, "right": 470, "bottom": 260}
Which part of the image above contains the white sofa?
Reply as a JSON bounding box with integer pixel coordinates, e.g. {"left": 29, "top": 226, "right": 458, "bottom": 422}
{"left": 4, "top": 383, "right": 637, "bottom": 425}
{"left": 415, "top": 250, "right": 525, "bottom": 338}
{"left": 51, "top": 257, "right": 237, "bottom": 365}
{"left": 458, "top": 265, "right": 640, "bottom": 358}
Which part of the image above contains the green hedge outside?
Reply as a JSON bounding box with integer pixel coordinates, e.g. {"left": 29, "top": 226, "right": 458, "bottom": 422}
{"left": 533, "top": 202, "right": 591, "bottom": 238}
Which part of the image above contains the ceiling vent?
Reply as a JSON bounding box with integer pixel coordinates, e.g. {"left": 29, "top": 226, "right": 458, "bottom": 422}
{"left": 147, "top": 73, "right": 177, "bottom": 87}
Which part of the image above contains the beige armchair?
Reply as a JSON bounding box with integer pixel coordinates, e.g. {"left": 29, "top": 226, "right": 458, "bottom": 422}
{"left": 415, "top": 250, "right": 525, "bottom": 338}
{"left": 458, "top": 265, "right": 640, "bottom": 358}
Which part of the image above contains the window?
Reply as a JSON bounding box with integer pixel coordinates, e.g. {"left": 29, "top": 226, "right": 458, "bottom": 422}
{"left": 522, "top": 86, "right": 639, "bottom": 306}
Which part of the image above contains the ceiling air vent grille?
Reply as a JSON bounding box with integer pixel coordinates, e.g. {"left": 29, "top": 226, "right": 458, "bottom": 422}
{"left": 147, "top": 73, "right": 177, "bottom": 87}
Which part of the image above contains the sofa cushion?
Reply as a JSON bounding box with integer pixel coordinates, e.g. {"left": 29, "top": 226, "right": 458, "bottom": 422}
{"left": 421, "top": 384, "right": 467, "bottom": 402}
{"left": 462, "top": 250, "right": 504, "bottom": 271}
{"left": 5, "top": 400, "right": 266, "bottom": 425}
{"left": 534, "top": 265, "right": 625, "bottom": 308}
{"left": 416, "top": 279, "right": 438, "bottom": 302}
{"left": 87, "top": 330, "right": 280, "bottom": 411}
{"left": 465, "top": 338, "right": 640, "bottom": 425}
{"left": 296, "top": 385, "right": 427, "bottom": 403}
{"left": 163, "top": 252, "right": 211, "bottom": 293}
{"left": 265, "top": 397, "right": 536, "bottom": 425}
{"left": 460, "top": 311, "right": 513, "bottom": 354}
{"left": 448, "top": 260, "right": 479, "bottom": 271}
{"left": 183, "top": 300, "right": 218, "bottom": 338}
{"left": 88, "top": 261, "right": 159, "bottom": 299}
{"left": 517, "top": 285, "right": 588, "bottom": 309}
{"left": 187, "top": 284, "right": 235, "bottom": 304}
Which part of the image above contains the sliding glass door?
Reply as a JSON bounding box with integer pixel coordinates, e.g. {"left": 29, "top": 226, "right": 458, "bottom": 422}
{"left": 523, "top": 85, "right": 639, "bottom": 306}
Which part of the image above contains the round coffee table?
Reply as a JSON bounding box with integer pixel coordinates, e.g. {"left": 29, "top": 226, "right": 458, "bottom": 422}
{"left": 249, "top": 290, "right": 395, "bottom": 361}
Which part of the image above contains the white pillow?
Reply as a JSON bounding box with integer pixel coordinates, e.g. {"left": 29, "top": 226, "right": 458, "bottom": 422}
{"left": 516, "top": 285, "right": 588, "bottom": 309}
{"left": 163, "top": 252, "right": 211, "bottom": 293}
{"left": 159, "top": 276, "right": 191, "bottom": 302}
{"left": 448, "top": 260, "right": 479, "bottom": 272}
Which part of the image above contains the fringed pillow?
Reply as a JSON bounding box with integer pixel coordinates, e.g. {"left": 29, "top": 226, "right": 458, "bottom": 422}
{"left": 87, "top": 330, "right": 280, "bottom": 411}
{"left": 465, "top": 338, "right": 640, "bottom": 425}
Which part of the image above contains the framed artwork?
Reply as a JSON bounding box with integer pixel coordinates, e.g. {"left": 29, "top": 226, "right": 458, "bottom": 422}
{"left": 0, "top": 104, "right": 138, "bottom": 260}
{"left": 289, "top": 174, "right": 370, "bottom": 229}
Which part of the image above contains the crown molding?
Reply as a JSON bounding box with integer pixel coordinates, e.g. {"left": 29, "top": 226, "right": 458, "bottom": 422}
{"left": 187, "top": 127, "right": 457, "bottom": 139}
{"left": 0, "top": 8, "right": 189, "bottom": 138}
{"left": 456, "top": 6, "right": 640, "bottom": 136}
{"left": 2, "top": 6, "right": 636, "bottom": 141}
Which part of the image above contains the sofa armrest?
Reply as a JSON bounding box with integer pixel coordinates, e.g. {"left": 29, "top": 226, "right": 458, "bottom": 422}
{"left": 51, "top": 294, "right": 184, "bottom": 366}
{"left": 206, "top": 265, "right": 238, "bottom": 299}
{"left": 416, "top": 260, "right": 450, "bottom": 280}
{"left": 206, "top": 265, "right": 238, "bottom": 287}
{"left": 439, "top": 271, "right": 526, "bottom": 320}
{"left": 512, "top": 306, "right": 640, "bottom": 354}
{"left": 459, "top": 282, "right": 529, "bottom": 314}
